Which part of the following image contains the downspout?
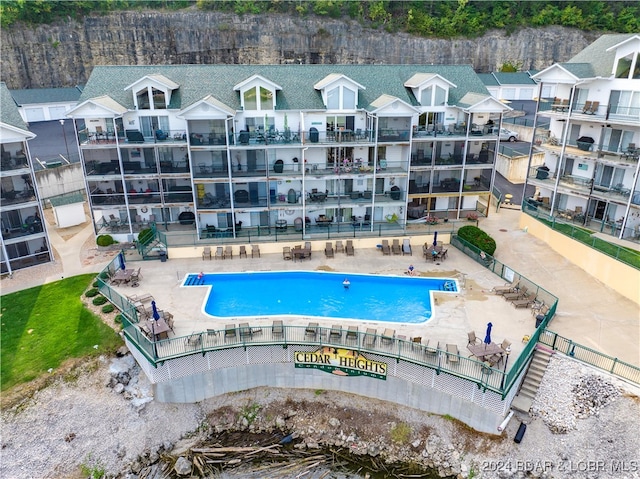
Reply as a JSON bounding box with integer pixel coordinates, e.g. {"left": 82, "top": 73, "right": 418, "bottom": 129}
{"left": 301, "top": 146, "right": 308, "bottom": 236}
{"left": 522, "top": 82, "right": 543, "bottom": 207}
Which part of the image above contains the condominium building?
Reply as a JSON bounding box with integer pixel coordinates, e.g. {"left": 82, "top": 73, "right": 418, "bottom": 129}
{"left": 67, "top": 64, "right": 513, "bottom": 241}
{"left": 526, "top": 34, "right": 640, "bottom": 242}
{"left": 0, "top": 82, "right": 52, "bottom": 274}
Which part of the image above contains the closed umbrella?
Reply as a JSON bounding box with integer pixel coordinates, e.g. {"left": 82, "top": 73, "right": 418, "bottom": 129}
{"left": 484, "top": 322, "right": 493, "bottom": 347}
{"left": 118, "top": 252, "right": 126, "bottom": 270}
{"left": 433, "top": 231, "right": 438, "bottom": 247}
{"left": 151, "top": 300, "right": 160, "bottom": 321}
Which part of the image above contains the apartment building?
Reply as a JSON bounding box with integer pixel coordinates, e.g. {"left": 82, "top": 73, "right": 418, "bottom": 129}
{"left": 66, "top": 64, "right": 512, "bottom": 241}
{"left": 526, "top": 34, "right": 640, "bottom": 241}
{"left": 0, "top": 82, "right": 52, "bottom": 274}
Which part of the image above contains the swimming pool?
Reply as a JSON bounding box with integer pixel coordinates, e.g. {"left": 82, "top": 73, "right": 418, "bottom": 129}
{"left": 183, "top": 271, "right": 457, "bottom": 324}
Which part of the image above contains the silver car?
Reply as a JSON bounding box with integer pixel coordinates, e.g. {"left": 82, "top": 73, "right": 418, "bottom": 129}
{"left": 490, "top": 127, "right": 519, "bottom": 142}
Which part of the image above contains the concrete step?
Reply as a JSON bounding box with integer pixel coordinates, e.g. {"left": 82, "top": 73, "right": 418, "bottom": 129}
{"left": 512, "top": 394, "right": 534, "bottom": 414}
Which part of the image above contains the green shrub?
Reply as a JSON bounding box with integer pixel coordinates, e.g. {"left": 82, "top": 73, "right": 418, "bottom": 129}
{"left": 101, "top": 304, "right": 115, "bottom": 314}
{"left": 85, "top": 288, "right": 99, "bottom": 298}
{"left": 98, "top": 271, "right": 109, "bottom": 280}
{"left": 137, "top": 228, "right": 155, "bottom": 246}
{"left": 114, "top": 314, "right": 123, "bottom": 324}
{"left": 96, "top": 235, "right": 114, "bottom": 247}
{"left": 92, "top": 295, "right": 107, "bottom": 306}
{"left": 457, "top": 225, "right": 497, "bottom": 256}
{"left": 92, "top": 280, "right": 100, "bottom": 288}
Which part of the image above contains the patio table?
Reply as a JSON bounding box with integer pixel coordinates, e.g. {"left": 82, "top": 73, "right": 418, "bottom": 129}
{"left": 467, "top": 343, "right": 504, "bottom": 362}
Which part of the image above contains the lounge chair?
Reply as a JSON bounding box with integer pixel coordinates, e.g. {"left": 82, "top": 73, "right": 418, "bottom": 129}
{"left": 581, "top": 100, "right": 592, "bottom": 114}
{"left": 346, "top": 325, "right": 358, "bottom": 341}
{"left": 467, "top": 331, "right": 481, "bottom": 345}
{"left": 305, "top": 322, "right": 319, "bottom": 339}
{"left": 335, "top": 240, "right": 345, "bottom": 254}
{"left": 251, "top": 245, "right": 260, "bottom": 258}
{"left": 446, "top": 343, "right": 460, "bottom": 363}
{"left": 224, "top": 245, "right": 233, "bottom": 259}
{"left": 224, "top": 324, "right": 237, "bottom": 341}
{"left": 382, "top": 328, "right": 395, "bottom": 344}
{"left": 215, "top": 246, "right": 224, "bottom": 260}
{"left": 512, "top": 293, "right": 536, "bottom": 308}
{"left": 282, "top": 246, "right": 292, "bottom": 260}
{"left": 239, "top": 245, "right": 247, "bottom": 258}
{"left": 504, "top": 286, "right": 528, "bottom": 301}
{"left": 586, "top": 100, "right": 599, "bottom": 115}
{"left": 346, "top": 240, "right": 354, "bottom": 256}
{"left": 402, "top": 239, "right": 412, "bottom": 255}
{"left": 364, "top": 328, "right": 377, "bottom": 347}
{"left": 329, "top": 325, "right": 342, "bottom": 342}
{"left": 391, "top": 239, "right": 401, "bottom": 255}
{"left": 272, "top": 320, "right": 284, "bottom": 338}
{"left": 202, "top": 246, "right": 212, "bottom": 260}
{"left": 381, "top": 240, "right": 391, "bottom": 255}
{"left": 324, "top": 242, "right": 334, "bottom": 258}
{"left": 493, "top": 280, "right": 519, "bottom": 295}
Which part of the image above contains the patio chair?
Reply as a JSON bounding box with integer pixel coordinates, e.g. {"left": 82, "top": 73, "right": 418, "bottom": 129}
{"left": 402, "top": 239, "right": 412, "bottom": 255}
{"left": 129, "top": 268, "right": 142, "bottom": 284}
{"left": 467, "top": 331, "right": 481, "bottom": 346}
{"left": 324, "top": 242, "right": 334, "bottom": 258}
{"left": 239, "top": 245, "right": 247, "bottom": 258}
{"left": 202, "top": 246, "right": 212, "bottom": 260}
{"left": 252, "top": 244, "right": 260, "bottom": 258}
{"left": 215, "top": 246, "right": 224, "bottom": 260}
{"left": 305, "top": 322, "right": 319, "bottom": 340}
{"left": 164, "top": 312, "right": 174, "bottom": 332}
{"left": 224, "top": 245, "right": 233, "bottom": 259}
{"left": 391, "top": 239, "right": 401, "bottom": 255}
{"left": 335, "top": 240, "right": 345, "bottom": 254}
{"left": 381, "top": 240, "right": 391, "bottom": 255}
{"left": 586, "top": 100, "right": 599, "bottom": 115}
{"left": 282, "top": 246, "right": 292, "bottom": 260}
{"left": 345, "top": 240, "right": 355, "bottom": 256}
{"left": 581, "top": 100, "right": 592, "bottom": 114}
{"left": 489, "top": 339, "right": 511, "bottom": 366}
{"left": 364, "top": 328, "right": 377, "bottom": 347}
{"left": 382, "top": 328, "right": 395, "bottom": 344}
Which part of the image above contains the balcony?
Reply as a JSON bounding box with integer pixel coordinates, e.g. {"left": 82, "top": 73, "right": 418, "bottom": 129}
{"left": 79, "top": 129, "right": 188, "bottom": 146}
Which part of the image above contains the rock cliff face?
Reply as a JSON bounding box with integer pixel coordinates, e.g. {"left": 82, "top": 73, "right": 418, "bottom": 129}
{"left": 0, "top": 10, "right": 600, "bottom": 89}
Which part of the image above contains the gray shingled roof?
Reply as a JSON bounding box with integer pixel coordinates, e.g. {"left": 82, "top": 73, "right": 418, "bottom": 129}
{"left": 10, "top": 86, "right": 83, "bottom": 106}
{"left": 491, "top": 72, "right": 536, "bottom": 85}
{"left": 567, "top": 34, "right": 635, "bottom": 78}
{"left": 0, "top": 82, "right": 29, "bottom": 131}
{"left": 559, "top": 63, "right": 596, "bottom": 79}
{"left": 78, "top": 64, "right": 490, "bottom": 113}
{"left": 477, "top": 73, "right": 499, "bottom": 87}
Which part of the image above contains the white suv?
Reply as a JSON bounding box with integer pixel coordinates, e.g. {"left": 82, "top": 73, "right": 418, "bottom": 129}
{"left": 490, "top": 127, "right": 519, "bottom": 142}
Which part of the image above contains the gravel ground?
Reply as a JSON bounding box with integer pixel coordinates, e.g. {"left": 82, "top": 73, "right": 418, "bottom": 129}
{"left": 1, "top": 352, "right": 638, "bottom": 479}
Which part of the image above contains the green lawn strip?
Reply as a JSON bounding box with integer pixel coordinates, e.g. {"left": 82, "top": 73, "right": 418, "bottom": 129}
{"left": 1, "top": 274, "right": 123, "bottom": 392}
{"left": 538, "top": 218, "right": 640, "bottom": 268}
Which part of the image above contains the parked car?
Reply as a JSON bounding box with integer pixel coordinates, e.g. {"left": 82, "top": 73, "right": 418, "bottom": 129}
{"left": 490, "top": 127, "right": 519, "bottom": 142}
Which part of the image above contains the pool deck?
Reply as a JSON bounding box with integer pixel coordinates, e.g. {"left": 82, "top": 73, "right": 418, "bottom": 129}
{"left": 113, "top": 239, "right": 539, "bottom": 371}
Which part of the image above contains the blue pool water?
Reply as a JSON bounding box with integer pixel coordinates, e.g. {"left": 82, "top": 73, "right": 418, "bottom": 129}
{"left": 183, "top": 271, "right": 457, "bottom": 323}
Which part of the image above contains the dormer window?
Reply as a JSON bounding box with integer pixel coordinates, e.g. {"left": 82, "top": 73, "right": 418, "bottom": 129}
{"left": 125, "top": 74, "right": 179, "bottom": 111}
{"left": 615, "top": 52, "right": 640, "bottom": 79}
{"left": 420, "top": 85, "right": 447, "bottom": 107}
{"left": 241, "top": 86, "right": 275, "bottom": 111}
{"left": 326, "top": 85, "right": 356, "bottom": 110}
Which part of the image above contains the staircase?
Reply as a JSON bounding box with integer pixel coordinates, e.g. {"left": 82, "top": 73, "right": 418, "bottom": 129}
{"left": 511, "top": 347, "right": 553, "bottom": 413}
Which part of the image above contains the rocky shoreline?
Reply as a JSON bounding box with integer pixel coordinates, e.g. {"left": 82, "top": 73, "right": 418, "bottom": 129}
{"left": 2, "top": 347, "right": 639, "bottom": 479}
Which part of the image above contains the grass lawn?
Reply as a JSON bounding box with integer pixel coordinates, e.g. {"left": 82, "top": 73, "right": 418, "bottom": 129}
{"left": 1, "top": 274, "right": 123, "bottom": 392}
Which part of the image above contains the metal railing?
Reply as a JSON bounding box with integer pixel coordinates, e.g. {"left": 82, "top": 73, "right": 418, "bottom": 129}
{"left": 522, "top": 203, "right": 640, "bottom": 270}
{"left": 539, "top": 330, "right": 640, "bottom": 385}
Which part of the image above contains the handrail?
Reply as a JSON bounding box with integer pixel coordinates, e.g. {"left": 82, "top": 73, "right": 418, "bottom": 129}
{"left": 539, "top": 329, "right": 640, "bottom": 385}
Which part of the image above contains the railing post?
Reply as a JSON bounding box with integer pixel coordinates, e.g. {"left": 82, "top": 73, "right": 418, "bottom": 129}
{"left": 610, "top": 357, "right": 618, "bottom": 374}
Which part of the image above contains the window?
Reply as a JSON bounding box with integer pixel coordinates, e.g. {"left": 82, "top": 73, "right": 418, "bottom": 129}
{"left": 243, "top": 86, "right": 275, "bottom": 111}
{"left": 327, "top": 87, "right": 339, "bottom": 109}
{"left": 608, "top": 90, "right": 640, "bottom": 118}
{"left": 152, "top": 88, "right": 166, "bottom": 109}
{"left": 136, "top": 89, "right": 150, "bottom": 110}
{"left": 615, "top": 53, "right": 635, "bottom": 79}
{"left": 326, "top": 86, "right": 356, "bottom": 110}
{"left": 420, "top": 85, "right": 447, "bottom": 106}
{"left": 139, "top": 116, "right": 169, "bottom": 138}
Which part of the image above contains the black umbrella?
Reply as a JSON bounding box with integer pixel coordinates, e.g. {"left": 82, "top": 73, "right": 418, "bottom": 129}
{"left": 484, "top": 322, "right": 493, "bottom": 347}
{"left": 151, "top": 300, "right": 160, "bottom": 321}
{"left": 433, "top": 231, "right": 438, "bottom": 247}
{"left": 118, "top": 252, "right": 126, "bottom": 270}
